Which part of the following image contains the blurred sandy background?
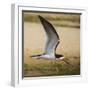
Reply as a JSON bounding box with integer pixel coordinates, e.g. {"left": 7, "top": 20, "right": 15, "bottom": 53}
{"left": 23, "top": 12, "right": 80, "bottom": 77}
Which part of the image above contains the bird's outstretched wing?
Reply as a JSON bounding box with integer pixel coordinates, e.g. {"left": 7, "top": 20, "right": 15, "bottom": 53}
{"left": 38, "top": 15, "right": 60, "bottom": 57}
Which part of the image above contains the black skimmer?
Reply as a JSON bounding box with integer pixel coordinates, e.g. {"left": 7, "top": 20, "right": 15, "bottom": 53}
{"left": 31, "top": 15, "right": 64, "bottom": 60}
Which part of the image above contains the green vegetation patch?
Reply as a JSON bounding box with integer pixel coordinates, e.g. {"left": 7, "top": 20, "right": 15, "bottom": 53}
{"left": 24, "top": 57, "right": 80, "bottom": 77}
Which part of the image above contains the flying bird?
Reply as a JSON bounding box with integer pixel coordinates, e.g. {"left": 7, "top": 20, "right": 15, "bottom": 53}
{"left": 31, "top": 15, "right": 64, "bottom": 60}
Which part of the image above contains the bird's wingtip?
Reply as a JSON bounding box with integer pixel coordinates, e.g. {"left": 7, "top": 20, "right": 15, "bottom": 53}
{"left": 38, "top": 15, "right": 42, "bottom": 18}
{"left": 38, "top": 15, "right": 45, "bottom": 20}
